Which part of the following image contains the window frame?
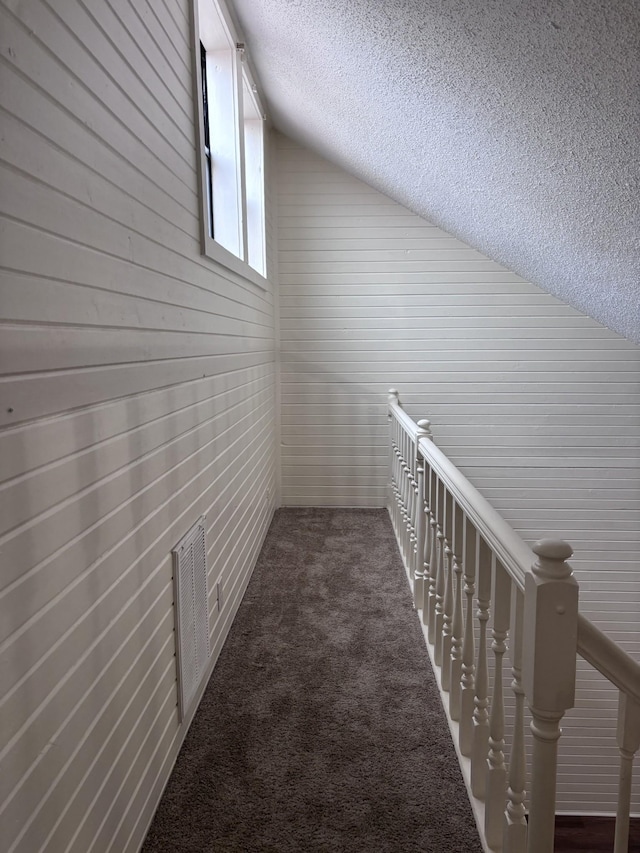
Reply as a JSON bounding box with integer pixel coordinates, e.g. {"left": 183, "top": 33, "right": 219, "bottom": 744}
{"left": 191, "top": 0, "right": 268, "bottom": 289}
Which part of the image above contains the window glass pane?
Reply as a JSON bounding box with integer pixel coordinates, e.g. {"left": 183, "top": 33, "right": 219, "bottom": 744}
{"left": 206, "top": 48, "right": 242, "bottom": 257}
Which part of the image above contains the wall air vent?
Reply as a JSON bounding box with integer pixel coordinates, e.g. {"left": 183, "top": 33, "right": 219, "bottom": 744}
{"left": 172, "top": 516, "right": 210, "bottom": 721}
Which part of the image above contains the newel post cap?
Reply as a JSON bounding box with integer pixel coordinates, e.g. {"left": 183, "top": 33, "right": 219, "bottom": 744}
{"left": 416, "top": 418, "right": 432, "bottom": 437}
{"left": 532, "top": 539, "right": 574, "bottom": 579}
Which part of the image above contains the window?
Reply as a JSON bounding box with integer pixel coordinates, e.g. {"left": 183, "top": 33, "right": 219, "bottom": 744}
{"left": 193, "top": 0, "right": 267, "bottom": 285}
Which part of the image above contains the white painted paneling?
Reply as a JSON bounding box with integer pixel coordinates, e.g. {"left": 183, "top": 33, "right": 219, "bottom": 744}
{"left": 276, "top": 133, "right": 640, "bottom": 813}
{"left": 0, "top": 3, "right": 277, "bottom": 852}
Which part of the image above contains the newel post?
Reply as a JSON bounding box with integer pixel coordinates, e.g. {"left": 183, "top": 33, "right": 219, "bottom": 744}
{"left": 614, "top": 692, "right": 640, "bottom": 853}
{"left": 523, "top": 539, "right": 579, "bottom": 853}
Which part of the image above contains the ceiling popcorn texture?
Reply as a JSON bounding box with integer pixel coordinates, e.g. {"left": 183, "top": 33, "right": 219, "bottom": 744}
{"left": 230, "top": 0, "right": 640, "bottom": 343}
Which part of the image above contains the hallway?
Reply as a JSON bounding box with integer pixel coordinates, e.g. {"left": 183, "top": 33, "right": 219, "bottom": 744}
{"left": 142, "top": 509, "right": 482, "bottom": 852}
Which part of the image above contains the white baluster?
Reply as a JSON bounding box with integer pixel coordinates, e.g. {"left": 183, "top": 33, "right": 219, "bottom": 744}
{"left": 614, "top": 693, "right": 640, "bottom": 853}
{"left": 395, "top": 427, "right": 402, "bottom": 549}
{"left": 388, "top": 391, "right": 397, "bottom": 520}
{"left": 524, "top": 539, "right": 578, "bottom": 853}
{"left": 420, "top": 461, "right": 432, "bottom": 625}
{"left": 414, "top": 463, "right": 426, "bottom": 611}
{"left": 441, "top": 489, "right": 454, "bottom": 691}
{"left": 426, "top": 469, "right": 438, "bottom": 640}
{"left": 407, "top": 436, "right": 417, "bottom": 578}
{"left": 459, "top": 517, "right": 477, "bottom": 757}
{"left": 396, "top": 460, "right": 404, "bottom": 543}
{"left": 434, "top": 478, "right": 446, "bottom": 667}
{"left": 471, "top": 537, "right": 492, "bottom": 799}
{"left": 390, "top": 426, "right": 400, "bottom": 537}
{"left": 485, "top": 560, "right": 511, "bottom": 850}
{"left": 503, "top": 586, "right": 527, "bottom": 853}
{"left": 449, "top": 501, "right": 465, "bottom": 721}
{"left": 398, "top": 429, "right": 405, "bottom": 555}
{"left": 411, "top": 450, "right": 419, "bottom": 578}
{"left": 388, "top": 391, "right": 400, "bottom": 538}
{"left": 395, "top": 446, "right": 403, "bottom": 543}
{"left": 404, "top": 434, "right": 414, "bottom": 567}
{"left": 400, "top": 433, "right": 410, "bottom": 563}
{"left": 413, "top": 420, "right": 432, "bottom": 613}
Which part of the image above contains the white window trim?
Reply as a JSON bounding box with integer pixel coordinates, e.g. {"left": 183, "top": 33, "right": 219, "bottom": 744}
{"left": 191, "top": 0, "right": 268, "bottom": 290}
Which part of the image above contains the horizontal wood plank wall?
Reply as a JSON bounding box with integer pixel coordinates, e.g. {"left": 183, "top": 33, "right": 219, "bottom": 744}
{"left": 0, "top": 2, "right": 277, "bottom": 852}
{"left": 276, "top": 133, "right": 640, "bottom": 813}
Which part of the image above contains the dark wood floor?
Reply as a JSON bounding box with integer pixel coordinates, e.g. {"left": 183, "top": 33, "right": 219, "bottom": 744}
{"left": 555, "top": 816, "right": 640, "bottom": 852}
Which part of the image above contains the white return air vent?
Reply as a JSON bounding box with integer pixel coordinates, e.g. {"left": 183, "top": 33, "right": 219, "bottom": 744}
{"left": 172, "top": 516, "right": 210, "bottom": 721}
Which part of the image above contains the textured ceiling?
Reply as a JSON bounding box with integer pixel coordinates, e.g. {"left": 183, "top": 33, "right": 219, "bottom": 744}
{"left": 230, "top": 0, "right": 640, "bottom": 343}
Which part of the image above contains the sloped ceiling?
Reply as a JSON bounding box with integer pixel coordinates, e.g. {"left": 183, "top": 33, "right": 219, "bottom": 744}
{"left": 230, "top": 0, "right": 640, "bottom": 343}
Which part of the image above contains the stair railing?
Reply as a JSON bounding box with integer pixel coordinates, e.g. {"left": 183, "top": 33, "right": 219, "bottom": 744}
{"left": 387, "top": 389, "right": 640, "bottom": 853}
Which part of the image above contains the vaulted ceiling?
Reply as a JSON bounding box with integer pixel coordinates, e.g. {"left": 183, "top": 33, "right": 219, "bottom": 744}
{"left": 230, "top": 0, "right": 640, "bottom": 343}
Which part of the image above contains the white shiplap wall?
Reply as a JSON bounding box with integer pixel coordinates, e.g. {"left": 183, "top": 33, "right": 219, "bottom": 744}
{"left": 0, "top": 2, "right": 277, "bottom": 852}
{"left": 276, "top": 134, "right": 640, "bottom": 813}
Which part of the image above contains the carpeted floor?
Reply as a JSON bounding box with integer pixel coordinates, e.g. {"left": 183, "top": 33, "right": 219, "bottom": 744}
{"left": 142, "top": 508, "right": 483, "bottom": 852}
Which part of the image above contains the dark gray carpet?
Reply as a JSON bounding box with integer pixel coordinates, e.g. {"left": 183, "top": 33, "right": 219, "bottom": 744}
{"left": 143, "top": 508, "right": 482, "bottom": 852}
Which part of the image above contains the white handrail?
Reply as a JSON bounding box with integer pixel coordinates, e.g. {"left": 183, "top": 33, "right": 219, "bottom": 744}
{"left": 578, "top": 615, "right": 640, "bottom": 705}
